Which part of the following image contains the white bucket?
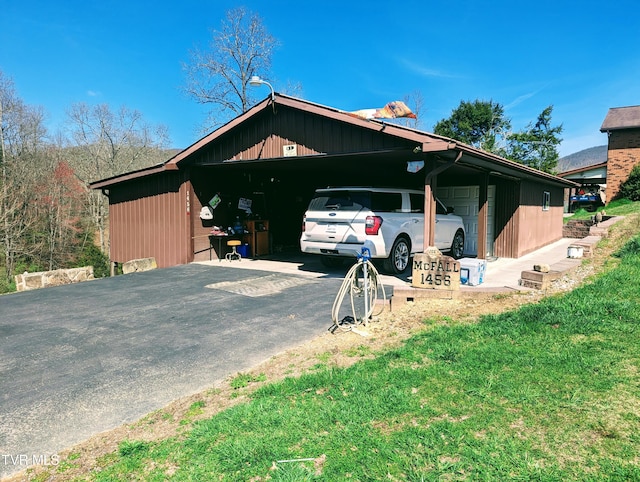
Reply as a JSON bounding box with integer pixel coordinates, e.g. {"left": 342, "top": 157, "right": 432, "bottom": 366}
{"left": 567, "top": 245, "right": 584, "bottom": 259}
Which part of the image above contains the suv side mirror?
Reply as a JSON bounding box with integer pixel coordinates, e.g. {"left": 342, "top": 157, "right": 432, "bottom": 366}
{"left": 447, "top": 206, "right": 455, "bottom": 214}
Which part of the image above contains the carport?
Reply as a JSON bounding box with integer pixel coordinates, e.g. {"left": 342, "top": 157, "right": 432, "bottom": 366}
{"left": 91, "top": 94, "right": 576, "bottom": 268}
{"left": 558, "top": 162, "right": 607, "bottom": 212}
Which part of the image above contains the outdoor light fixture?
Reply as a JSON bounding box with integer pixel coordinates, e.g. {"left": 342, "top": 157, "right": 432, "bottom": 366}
{"left": 249, "top": 75, "right": 275, "bottom": 102}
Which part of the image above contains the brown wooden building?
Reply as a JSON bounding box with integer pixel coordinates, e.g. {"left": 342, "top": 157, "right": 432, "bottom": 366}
{"left": 91, "top": 94, "right": 576, "bottom": 268}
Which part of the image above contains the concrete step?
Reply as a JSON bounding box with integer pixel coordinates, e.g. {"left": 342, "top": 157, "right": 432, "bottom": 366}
{"left": 519, "top": 258, "right": 581, "bottom": 290}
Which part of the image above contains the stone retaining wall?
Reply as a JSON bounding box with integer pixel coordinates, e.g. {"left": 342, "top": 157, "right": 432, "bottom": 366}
{"left": 562, "top": 219, "right": 593, "bottom": 238}
{"left": 562, "top": 215, "right": 614, "bottom": 239}
{"left": 15, "top": 266, "right": 94, "bottom": 292}
{"left": 122, "top": 257, "right": 157, "bottom": 274}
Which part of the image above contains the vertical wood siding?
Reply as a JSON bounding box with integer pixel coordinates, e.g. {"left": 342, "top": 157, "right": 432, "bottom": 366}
{"left": 108, "top": 171, "right": 191, "bottom": 268}
{"left": 492, "top": 180, "right": 564, "bottom": 258}
{"left": 187, "top": 106, "right": 415, "bottom": 165}
{"left": 493, "top": 180, "right": 520, "bottom": 258}
{"left": 515, "top": 181, "right": 564, "bottom": 257}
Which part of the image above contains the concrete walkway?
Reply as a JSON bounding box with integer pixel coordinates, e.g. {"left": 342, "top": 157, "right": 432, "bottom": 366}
{"left": 195, "top": 237, "right": 582, "bottom": 291}
{"left": 474, "top": 237, "right": 579, "bottom": 290}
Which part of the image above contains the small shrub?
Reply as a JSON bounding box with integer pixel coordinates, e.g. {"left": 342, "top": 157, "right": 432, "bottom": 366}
{"left": 118, "top": 440, "right": 149, "bottom": 458}
{"left": 14, "top": 260, "right": 44, "bottom": 274}
{"left": 619, "top": 164, "right": 640, "bottom": 201}
{"left": 0, "top": 271, "right": 16, "bottom": 294}
{"left": 76, "top": 244, "right": 110, "bottom": 278}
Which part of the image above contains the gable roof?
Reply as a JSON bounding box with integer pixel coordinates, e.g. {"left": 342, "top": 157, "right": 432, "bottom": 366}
{"left": 91, "top": 93, "right": 576, "bottom": 189}
{"left": 600, "top": 105, "right": 640, "bottom": 131}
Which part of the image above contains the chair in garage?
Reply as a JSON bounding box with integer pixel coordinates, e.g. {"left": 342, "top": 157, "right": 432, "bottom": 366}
{"left": 225, "top": 239, "right": 242, "bottom": 261}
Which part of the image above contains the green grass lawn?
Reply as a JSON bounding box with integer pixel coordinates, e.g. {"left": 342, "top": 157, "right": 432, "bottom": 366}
{"left": 565, "top": 198, "right": 637, "bottom": 223}
{"left": 60, "top": 219, "right": 640, "bottom": 480}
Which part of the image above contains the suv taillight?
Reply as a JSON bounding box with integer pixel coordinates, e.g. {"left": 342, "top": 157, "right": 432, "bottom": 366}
{"left": 302, "top": 214, "right": 306, "bottom": 232}
{"left": 365, "top": 215, "right": 383, "bottom": 235}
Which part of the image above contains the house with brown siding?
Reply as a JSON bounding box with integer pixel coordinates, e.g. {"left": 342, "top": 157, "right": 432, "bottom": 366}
{"left": 91, "top": 94, "right": 576, "bottom": 269}
{"left": 600, "top": 105, "right": 640, "bottom": 200}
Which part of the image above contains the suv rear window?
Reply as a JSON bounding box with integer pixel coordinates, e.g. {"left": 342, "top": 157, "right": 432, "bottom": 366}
{"left": 309, "top": 191, "right": 402, "bottom": 212}
{"left": 409, "top": 193, "right": 424, "bottom": 213}
{"left": 410, "top": 192, "right": 448, "bottom": 214}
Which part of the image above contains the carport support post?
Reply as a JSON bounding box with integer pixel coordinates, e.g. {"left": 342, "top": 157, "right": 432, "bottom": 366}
{"left": 477, "top": 172, "right": 489, "bottom": 259}
{"left": 423, "top": 161, "right": 437, "bottom": 248}
{"left": 423, "top": 151, "right": 463, "bottom": 251}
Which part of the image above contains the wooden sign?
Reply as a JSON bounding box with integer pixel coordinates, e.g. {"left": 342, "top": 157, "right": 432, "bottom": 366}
{"left": 412, "top": 251, "right": 460, "bottom": 290}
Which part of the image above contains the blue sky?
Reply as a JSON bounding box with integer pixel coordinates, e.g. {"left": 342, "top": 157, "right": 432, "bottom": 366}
{"left": 2, "top": 0, "right": 639, "bottom": 157}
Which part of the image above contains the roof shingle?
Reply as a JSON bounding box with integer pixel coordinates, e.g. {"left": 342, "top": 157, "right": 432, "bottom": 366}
{"left": 600, "top": 105, "right": 640, "bottom": 131}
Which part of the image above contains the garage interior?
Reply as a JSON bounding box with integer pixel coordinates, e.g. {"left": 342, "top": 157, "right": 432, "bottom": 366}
{"left": 190, "top": 155, "right": 502, "bottom": 258}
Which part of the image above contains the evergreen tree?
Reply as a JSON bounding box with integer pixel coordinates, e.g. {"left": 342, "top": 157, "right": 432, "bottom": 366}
{"left": 505, "top": 106, "right": 563, "bottom": 174}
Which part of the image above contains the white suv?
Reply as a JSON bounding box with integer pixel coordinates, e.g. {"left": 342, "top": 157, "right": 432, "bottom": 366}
{"left": 300, "top": 187, "right": 466, "bottom": 273}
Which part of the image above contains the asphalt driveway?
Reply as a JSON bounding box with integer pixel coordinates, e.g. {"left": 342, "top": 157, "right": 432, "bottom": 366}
{"left": 0, "top": 264, "right": 343, "bottom": 478}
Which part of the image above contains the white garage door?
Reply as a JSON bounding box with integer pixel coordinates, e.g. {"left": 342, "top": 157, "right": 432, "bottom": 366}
{"left": 437, "top": 185, "right": 495, "bottom": 257}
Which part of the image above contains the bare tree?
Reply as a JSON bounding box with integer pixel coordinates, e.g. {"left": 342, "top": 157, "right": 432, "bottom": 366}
{"left": 66, "top": 103, "right": 169, "bottom": 253}
{"left": 400, "top": 90, "right": 426, "bottom": 130}
{"left": 183, "top": 7, "right": 279, "bottom": 128}
{"left": 0, "top": 74, "right": 168, "bottom": 283}
{"left": 0, "top": 72, "right": 49, "bottom": 282}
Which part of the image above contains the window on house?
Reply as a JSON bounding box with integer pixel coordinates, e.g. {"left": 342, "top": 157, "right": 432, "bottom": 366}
{"left": 542, "top": 191, "right": 550, "bottom": 211}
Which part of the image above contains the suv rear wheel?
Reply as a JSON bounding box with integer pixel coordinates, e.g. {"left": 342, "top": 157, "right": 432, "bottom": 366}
{"left": 451, "top": 230, "right": 465, "bottom": 259}
{"left": 383, "top": 236, "right": 410, "bottom": 274}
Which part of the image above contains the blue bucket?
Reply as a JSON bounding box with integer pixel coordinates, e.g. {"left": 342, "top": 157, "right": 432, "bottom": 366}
{"left": 237, "top": 244, "right": 250, "bottom": 258}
